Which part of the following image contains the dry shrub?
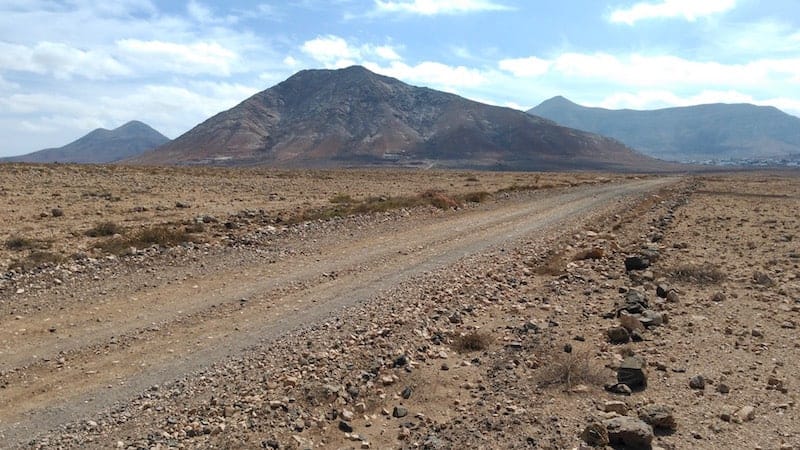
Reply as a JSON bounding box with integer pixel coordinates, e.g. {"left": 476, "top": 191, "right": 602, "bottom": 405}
{"left": 86, "top": 221, "right": 121, "bottom": 237}
{"left": 537, "top": 347, "right": 607, "bottom": 391}
{"left": 420, "top": 189, "right": 460, "bottom": 209}
{"left": 5, "top": 235, "right": 35, "bottom": 251}
{"left": 9, "top": 251, "right": 65, "bottom": 271}
{"left": 329, "top": 193, "right": 354, "bottom": 204}
{"left": 667, "top": 264, "right": 726, "bottom": 284}
{"left": 453, "top": 331, "right": 493, "bottom": 353}
{"left": 573, "top": 247, "right": 605, "bottom": 261}
{"left": 99, "top": 226, "right": 195, "bottom": 255}
{"left": 528, "top": 251, "right": 567, "bottom": 276}
{"left": 461, "top": 191, "right": 491, "bottom": 203}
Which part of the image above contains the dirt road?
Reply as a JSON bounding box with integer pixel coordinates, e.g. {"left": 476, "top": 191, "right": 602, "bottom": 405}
{"left": 0, "top": 177, "right": 675, "bottom": 446}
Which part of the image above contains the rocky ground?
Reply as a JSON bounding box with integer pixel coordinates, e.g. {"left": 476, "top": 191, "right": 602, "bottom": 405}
{"left": 1, "top": 166, "right": 798, "bottom": 449}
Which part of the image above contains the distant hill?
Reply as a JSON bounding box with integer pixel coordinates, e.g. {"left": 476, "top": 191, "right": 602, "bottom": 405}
{"left": 4, "top": 121, "right": 169, "bottom": 164}
{"left": 132, "top": 66, "right": 667, "bottom": 171}
{"left": 528, "top": 96, "right": 800, "bottom": 162}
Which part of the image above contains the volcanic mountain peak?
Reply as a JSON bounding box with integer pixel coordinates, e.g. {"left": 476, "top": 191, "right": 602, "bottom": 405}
{"left": 4, "top": 121, "right": 169, "bottom": 164}
{"left": 132, "top": 66, "right": 666, "bottom": 171}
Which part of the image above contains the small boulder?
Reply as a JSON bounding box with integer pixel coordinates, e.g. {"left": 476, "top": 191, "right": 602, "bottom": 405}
{"left": 617, "top": 356, "right": 647, "bottom": 390}
{"left": 689, "top": 375, "right": 706, "bottom": 390}
{"left": 625, "top": 256, "right": 651, "bottom": 271}
{"left": 638, "top": 404, "right": 677, "bottom": 431}
{"left": 607, "top": 326, "right": 631, "bottom": 344}
{"left": 580, "top": 422, "right": 609, "bottom": 447}
{"left": 604, "top": 416, "right": 654, "bottom": 449}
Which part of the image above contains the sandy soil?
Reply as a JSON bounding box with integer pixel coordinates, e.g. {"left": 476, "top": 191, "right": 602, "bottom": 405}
{"left": 0, "top": 165, "right": 798, "bottom": 450}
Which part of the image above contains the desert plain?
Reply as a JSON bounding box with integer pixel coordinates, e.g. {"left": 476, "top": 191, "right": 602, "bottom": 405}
{"left": 0, "top": 164, "right": 798, "bottom": 449}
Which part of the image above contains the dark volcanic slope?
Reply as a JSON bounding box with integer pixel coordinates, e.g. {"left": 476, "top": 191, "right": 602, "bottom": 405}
{"left": 529, "top": 96, "right": 800, "bottom": 161}
{"left": 133, "top": 66, "right": 664, "bottom": 171}
{"left": 4, "top": 121, "right": 170, "bottom": 164}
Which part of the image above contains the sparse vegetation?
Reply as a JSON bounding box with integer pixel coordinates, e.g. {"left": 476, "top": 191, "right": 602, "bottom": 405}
{"left": 86, "top": 221, "right": 121, "bottom": 237}
{"left": 8, "top": 251, "right": 65, "bottom": 271}
{"left": 573, "top": 247, "right": 605, "bottom": 261}
{"left": 98, "top": 225, "right": 196, "bottom": 255}
{"left": 5, "top": 235, "right": 36, "bottom": 251}
{"left": 667, "top": 264, "right": 727, "bottom": 284}
{"left": 452, "top": 331, "right": 493, "bottom": 353}
{"left": 329, "top": 193, "right": 355, "bottom": 204}
{"left": 460, "top": 191, "right": 491, "bottom": 203}
{"left": 536, "top": 347, "right": 607, "bottom": 391}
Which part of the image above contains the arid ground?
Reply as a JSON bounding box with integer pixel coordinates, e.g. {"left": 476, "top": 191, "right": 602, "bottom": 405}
{"left": 0, "top": 165, "right": 798, "bottom": 449}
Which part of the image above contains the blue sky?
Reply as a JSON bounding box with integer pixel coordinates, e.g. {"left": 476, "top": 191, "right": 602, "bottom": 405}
{"left": 1, "top": 0, "right": 799, "bottom": 156}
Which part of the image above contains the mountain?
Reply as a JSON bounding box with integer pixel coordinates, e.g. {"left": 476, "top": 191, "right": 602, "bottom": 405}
{"left": 4, "top": 121, "right": 170, "bottom": 164}
{"left": 132, "top": 66, "right": 666, "bottom": 171}
{"left": 529, "top": 96, "right": 800, "bottom": 162}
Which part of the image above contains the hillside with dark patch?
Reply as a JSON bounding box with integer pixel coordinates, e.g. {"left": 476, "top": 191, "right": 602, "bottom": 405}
{"left": 133, "top": 66, "right": 666, "bottom": 171}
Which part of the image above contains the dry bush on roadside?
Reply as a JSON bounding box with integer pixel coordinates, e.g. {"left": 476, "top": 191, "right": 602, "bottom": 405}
{"left": 420, "top": 189, "right": 460, "bottom": 209}
{"left": 536, "top": 347, "right": 607, "bottom": 391}
{"left": 329, "top": 193, "right": 354, "bottom": 204}
{"left": 573, "top": 247, "right": 605, "bottom": 261}
{"left": 460, "top": 191, "right": 491, "bottom": 203}
{"left": 527, "top": 251, "right": 567, "bottom": 276}
{"left": 8, "top": 250, "right": 65, "bottom": 271}
{"left": 85, "top": 221, "right": 121, "bottom": 237}
{"left": 99, "top": 226, "right": 195, "bottom": 255}
{"left": 667, "top": 264, "right": 727, "bottom": 284}
{"left": 453, "top": 331, "right": 493, "bottom": 353}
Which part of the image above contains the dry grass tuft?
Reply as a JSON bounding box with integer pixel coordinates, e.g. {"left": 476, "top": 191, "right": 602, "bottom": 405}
{"left": 537, "top": 347, "right": 607, "bottom": 391}
{"left": 452, "top": 331, "right": 493, "bottom": 353}
{"left": 460, "top": 191, "right": 491, "bottom": 203}
{"left": 5, "top": 235, "right": 36, "bottom": 251}
{"left": 98, "top": 226, "right": 196, "bottom": 255}
{"left": 8, "top": 250, "right": 65, "bottom": 271}
{"left": 86, "top": 221, "right": 121, "bottom": 237}
{"left": 667, "top": 264, "right": 727, "bottom": 284}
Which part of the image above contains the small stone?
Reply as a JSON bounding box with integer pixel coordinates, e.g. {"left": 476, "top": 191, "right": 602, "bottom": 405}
{"left": 606, "top": 383, "right": 633, "bottom": 395}
{"left": 338, "top": 421, "right": 354, "bottom": 433}
{"left": 689, "top": 375, "right": 706, "bottom": 390}
{"left": 607, "top": 326, "right": 631, "bottom": 344}
{"left": 341, "top": 409, "right": 354, "bottom": 421}
{"left": 604, "top": 416, "right": 654, "bottom": 449}
{"left": 666, "top": 290, "right": 680, "bottom": 303}
{"left": 604, "top": 400, "right": 629, "bottom": 415}
{"left": 638, "top": 404, "right": 677, "bottom": 431}
{"left": 580, "top": 422, "right": 610, "bottom": 447}
{"left": 625, "top": 256, "right": 650, "bottom": 271}
{"left": 617, "top": 356, "right": 647, "bottom": 390}
{"left": 736, "top": 406, "right": 755, "bottom": 422}
{"left": 716, "top": 383, "right": 730, "bottom": 394}
{"left": 751, "top": 329, "right": 763, "bottom": 337}
{"left": 401, "top": 386, "right": 413, "bottom": 400}
{"left": 392, "top": 406, "right": 408, "bottom": 418}
{"left": 711, "top": 292, "right": 726, "bottom": 302}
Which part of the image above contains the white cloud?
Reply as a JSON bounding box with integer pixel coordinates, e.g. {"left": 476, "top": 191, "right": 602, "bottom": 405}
{"left": 373, "top": 0, "right": 512, "bottom": 16}
{"left": 283, "top": 55, "right": 300, "bottom": 67}
{"left": 0, "top": 41, "right": 130, "bottom": 79}
{"left": 498, "top": 56, "right": 550, "bottom": 77}
{"left": 116, "top": 39, "right": 239, "bottom": 76}
{"left": 364, "top": 61, "right": 488, "bottom": 89}
{"left": 301, "top": 35, "right": 404, "bottom": 68}
{"left": 609, "top": 0, "right": 736, "bottom": 25}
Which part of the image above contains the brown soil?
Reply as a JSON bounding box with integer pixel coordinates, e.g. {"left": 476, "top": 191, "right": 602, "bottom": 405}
{"left": 1, "top": 165, "right": 798, "bottom": 450}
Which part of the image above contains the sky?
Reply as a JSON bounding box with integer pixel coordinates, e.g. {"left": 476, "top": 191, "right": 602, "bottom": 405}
{"left": 1, "top": 0, "right": 799, "bottom": 156}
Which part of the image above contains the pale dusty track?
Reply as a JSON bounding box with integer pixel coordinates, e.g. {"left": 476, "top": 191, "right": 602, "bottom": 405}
{"left": 0, "top": 178, "right": 676, "bottom": 446}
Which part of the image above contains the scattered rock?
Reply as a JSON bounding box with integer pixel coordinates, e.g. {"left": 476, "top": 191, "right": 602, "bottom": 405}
{"left": 607, "top": 326, "right": 631, "bottom": 344}
{"left": 617, "top": 356, "right": 647, "bottom": 390}
{"left": 689, "top": 375, "right": 706, "bottom": 390}
{"left": 625, "top": 256, "right": 651, "bottom": 272}
{"left": 638, "top": 404, "right": 677, "bottom": 431}
{"left": 338, "top": 421, "right": 354, "bottom": 433}
{"left": 580, "top": 422, "right": 610, "bottom": 447}
{"left": 735, "top": 405, "right": 755, "bottom": 422}
{"left": 604, "top": 400, "right": 629, "bottom": 415}
{"left": 604, "top": 416, "right": 654, "bottom": 449}
{"left": 392, "top": 406, "right": 408, "bottom": 418}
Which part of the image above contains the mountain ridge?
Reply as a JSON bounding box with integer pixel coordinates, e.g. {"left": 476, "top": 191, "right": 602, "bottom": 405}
{"left": 3, "top": 121, "right": 170, "bottom": 164}
{"left": 132, "top": 66, "right": 668, "bottom": 171}
{"left": 529, "top": 97, "right": 800, "bottom": 161}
